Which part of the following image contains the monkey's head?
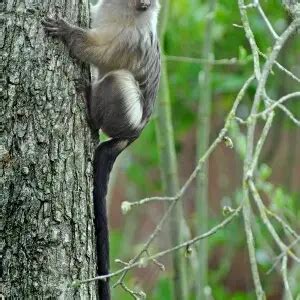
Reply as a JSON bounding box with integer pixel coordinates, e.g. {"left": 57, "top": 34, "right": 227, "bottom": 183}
{"left": 94, "top": 0, "right": 160, "bottom": 27}
{"left": 133, "top": 0, "right": 160, "bottom": 13}
{"left": 135, "top": 0, "right": 151, "bottom": 11}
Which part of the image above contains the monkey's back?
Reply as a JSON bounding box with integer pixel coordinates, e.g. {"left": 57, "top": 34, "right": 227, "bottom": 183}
{"left": 91, "top": 27, "right": 160, "bottom": 124}
{"left": 136, "top": 39, "right": 161, "bottom": 121}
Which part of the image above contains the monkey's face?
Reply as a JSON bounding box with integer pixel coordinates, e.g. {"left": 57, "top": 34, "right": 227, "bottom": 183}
{"left": 135, "top": 0, "right": 151, "bottom": 11}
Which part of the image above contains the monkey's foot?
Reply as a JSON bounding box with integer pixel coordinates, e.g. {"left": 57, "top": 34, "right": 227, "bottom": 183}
{"left": 42, "top": 17, "right": 72, "bottom": 37}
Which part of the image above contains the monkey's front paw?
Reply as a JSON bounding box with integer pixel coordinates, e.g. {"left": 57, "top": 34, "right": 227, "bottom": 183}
{"left": 42, "top": 17, "right": 72, "bottom": 37}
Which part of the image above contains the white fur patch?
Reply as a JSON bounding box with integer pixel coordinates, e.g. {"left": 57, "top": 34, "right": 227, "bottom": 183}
{"left": 116, "top": 71, "right": 143, "bottom": 129}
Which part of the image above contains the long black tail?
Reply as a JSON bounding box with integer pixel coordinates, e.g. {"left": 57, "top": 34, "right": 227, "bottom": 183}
{"left": 93, "top": 138, "right": 133, "bottom": 300}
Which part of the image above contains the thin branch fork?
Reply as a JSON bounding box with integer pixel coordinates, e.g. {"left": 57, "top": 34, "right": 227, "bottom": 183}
{"left": 267, "top": 237, "right": 300, "bottom": 275}
{"left": 248, "top": 180, "right": 300, "bottom": 263}
{"left": 254, "top": 0, "right": 279, "bottom": 39}
{"left": 252, "top": 92, "right": 300, "bottom": 119}
{"left": 266, "top": 209, "right": 300, "bottom": 240}
{"left": 264, "top": 93, "right": 300, "bottom": 127}
{"left": 246, "top": 112, "right": 274, "bottom": 178}
{"left": 249, "top": 18, "right": 300, "bottom": 133}
{"left": 75, "top": 205, "right": 241, "bottom": 286}
{"left": 235, "top": 86, "right": 300, "bottom": 128}
{"left": 258, "top": 50, "right": 300, "bottom": 84}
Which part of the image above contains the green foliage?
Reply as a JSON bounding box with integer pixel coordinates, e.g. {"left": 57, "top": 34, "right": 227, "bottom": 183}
{"left": 257, "top": 164, "right": 300, "bottom": 223}
{"left": 152, "top": 277, "right": 173, "bottom": 300}
{"left": 211, "top": 286, "right": 256, "bottom": 300}
{"left": 110, "top": 230, "right": 124, "bottom": 262}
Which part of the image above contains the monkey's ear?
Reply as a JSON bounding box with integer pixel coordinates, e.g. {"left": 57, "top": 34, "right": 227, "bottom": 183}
{"left": 135, "top": 0, "right": 151, "bottom": 11}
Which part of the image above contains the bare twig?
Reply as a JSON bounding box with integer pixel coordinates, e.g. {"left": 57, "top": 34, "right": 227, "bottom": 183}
{"left": 258, "top": 50, "right": 300, "bottom": 83}
{"left": 267, "top": 237, "right": 300, "bottom": 275}
{"left": 253, "top": 92, "right": 300, "bottom": 119}
{"left": 238, "top": 0, "right": 261, "bottom": 79}
{"left": 248, "top": 19, "right": 300, "bottom": 152}
{"left": 264, "top": 93, "right": 300, "bottom": 127}
{"left": 282, "top": 255, "right": 294, "bottom": 300}
{"left": 254, "top": 0, "right": 280, "bottom": 39}
{"left": 119, "top": 282, "right": 146, "bottom": 300}
{"left": 76, "top": 206, "right": 241, "bottom": 285}
{"left": 164, "top": 55, "right": 243, "bottom": 65}
{"left": 249, "top": 180, "right": 300, "bottom": 263}
{"left": 266, "top": 209, "right": 300, "bottom": 239}
{"left": 247, "top": 112, "right": 274, "bottom": 178}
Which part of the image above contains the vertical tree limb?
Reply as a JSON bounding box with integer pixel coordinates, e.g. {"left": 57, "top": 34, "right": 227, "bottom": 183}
{"left": 156, "top": 1, "right": 188, "bottom": 299}
{"left": 195, "top": 1, "right": 217, "bottom": 299}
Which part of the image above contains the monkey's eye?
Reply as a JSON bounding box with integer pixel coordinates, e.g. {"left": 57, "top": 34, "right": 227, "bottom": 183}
{"left": 136, "top": 0, "right": 151, "bottom": 11}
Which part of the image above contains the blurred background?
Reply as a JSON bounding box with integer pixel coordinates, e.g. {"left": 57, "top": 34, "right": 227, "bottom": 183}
{"left": 93, "top": 1, "right": 300, "bottom": 299}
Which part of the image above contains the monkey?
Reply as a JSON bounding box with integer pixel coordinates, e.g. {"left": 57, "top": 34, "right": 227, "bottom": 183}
{"left": 42, "top": 0, "right": 161, "bottom": 299}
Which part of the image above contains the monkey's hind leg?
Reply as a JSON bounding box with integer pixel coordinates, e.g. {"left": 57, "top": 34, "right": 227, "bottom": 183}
{"left": 89, "top": 70, "right": 144, "bottom": 139}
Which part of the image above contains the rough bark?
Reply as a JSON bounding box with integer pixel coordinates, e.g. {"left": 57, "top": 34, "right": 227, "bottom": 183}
{"left": 1, "top": 1, "right": 96, "bottom": 298}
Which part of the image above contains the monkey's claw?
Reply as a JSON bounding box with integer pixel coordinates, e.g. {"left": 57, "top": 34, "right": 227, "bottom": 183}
{"left": 42, "top": 17, "right": 71, "bottom": 37}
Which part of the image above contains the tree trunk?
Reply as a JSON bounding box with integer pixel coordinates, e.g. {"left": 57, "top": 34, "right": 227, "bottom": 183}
{"left": 1, "top": 1, "right": 96, "bottom": 298}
